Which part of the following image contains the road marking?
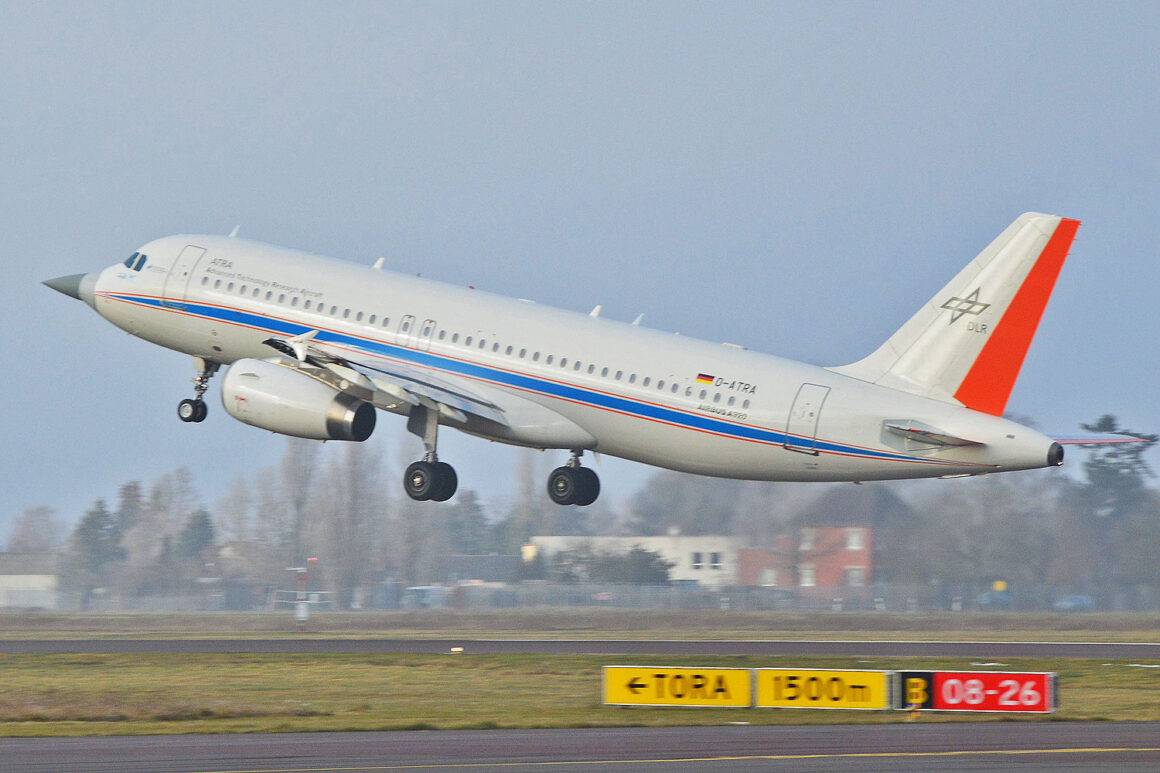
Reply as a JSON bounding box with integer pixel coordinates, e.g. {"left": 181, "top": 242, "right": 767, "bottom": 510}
{"left": 191, "top": 746, "right": 1160, "bottom": 772}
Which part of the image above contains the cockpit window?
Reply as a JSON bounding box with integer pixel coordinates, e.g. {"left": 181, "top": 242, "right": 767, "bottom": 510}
{"left": 124, "top": 252, "right": 139, "bottom": 268}
{"left": 134, "top": 253, "right": 147, "bottom": 271}
{"left": 123, "top": 252, "right": 148, "bottom": 271}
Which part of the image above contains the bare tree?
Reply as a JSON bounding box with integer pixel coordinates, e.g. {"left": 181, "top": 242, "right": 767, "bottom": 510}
{"left": 6, "top": 506, "right": 64, "bottom": 552}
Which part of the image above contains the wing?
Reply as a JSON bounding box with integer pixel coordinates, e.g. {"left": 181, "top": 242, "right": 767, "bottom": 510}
{"left": 263, "top": 331, "right": 508, "bottom": 427}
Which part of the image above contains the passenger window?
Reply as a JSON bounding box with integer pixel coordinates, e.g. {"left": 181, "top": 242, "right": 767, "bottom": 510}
{"left": 342, "top": 308, "right": 350, "bottom": 318}
{"left": 492, "top": 342, "right": 500, "bottom": 352}
{"left": 201, "top": 276, "right": 208, "bottom": 286}
{"left": 465, "top": 336, "right": 473, "bottom": 346}
{"left": 227, "top": 282, "right": 234, "bottom": 292}
{"left": 215, "top": 279, "right": 222, "bottom": 289}
{"left": 629, "top": 374, "right": 637, "bottom": 384}
{"left": 505, "top": 345, "right": 513, "bottom": 355}
{"left": 291, "top": 297, "right": 299, "bottom": 307}
{"left": 533, "top": 352, "right": 540, "bottom": 362}
{"left": 743, "top": 399, "right": 750, "bottom": 409}
{"left": 642, "top": 377, "right": 650, "bottom": 387}
{"left": 330, "top": 305, "right": 337, "bottom": 314}
{"left": 728, "top": 396, "right": 735, "bottom": 406}
{"left": 657, "top": 380, "right": 664, "bottom": 390}
{"left": 672, "top": 384, "right": 679, "bottom": 394}
{"left": 615, "top": 370, "right": 623, "bottom": 380}
{"left": 369, "top": 314, "right": 376, "bottom": 324}
{"left": 601, "top": 367, "right": 609, "bottom": 377}
{"left": 454, "top": 334, "right": 461, "bottom": 343}
{"left": 700, "top": 390, "right": 707, "bottom": 399}
{"left": 685, "top": 387, "right": 692, "bottom": 397}
{"left": 479, "top": 339, "right": 486, "bottom": 349}
{"left": 588, "top": 364, "right": 595, "bottom": 374}
{"left": 305, "top": 300, "right": 312, "bottom": 310}
{"left": 279, "top": 294, "right": 286, "bottom": 303}
{"left": 439, "top": 330, "right": 447, "bottom": 340}
{"left": 519, "top": 348, "right": 526, "bottom": 358}
{"left": 546, "top": 355, "right": 553, "bottom": 365}
{"left": 713, "top": 392, "right": 721, "bottom": 403}
{"left": 252, "top": 288, "right": 259, "bottom": 298}
{"left": 574, "top": 361, "right": 581, "bottom": 371}
{"left": 240, "top": 285, "right": 247, "bottom": 294}
{"left": 356, "top": 311, "right": 363, "bottom": 322}
{"left": 382, "top": 317, "right": 391, "bottom": 327}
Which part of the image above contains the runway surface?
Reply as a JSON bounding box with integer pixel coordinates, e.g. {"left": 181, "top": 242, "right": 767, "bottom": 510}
{"left": 4, "top": 723, "right": 1160, "bottom": 772}
{"left": 3, "top": 637, "right": 1159, "bottom": 658}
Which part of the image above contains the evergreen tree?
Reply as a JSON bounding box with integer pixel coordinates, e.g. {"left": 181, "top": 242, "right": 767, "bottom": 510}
{"left": 175, "top": 509, "right": 216, "bottom": 561}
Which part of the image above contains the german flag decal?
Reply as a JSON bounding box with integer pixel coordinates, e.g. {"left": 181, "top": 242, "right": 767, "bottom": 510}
{"left": 696, "top": 373, "right": 714, "bottom": 385}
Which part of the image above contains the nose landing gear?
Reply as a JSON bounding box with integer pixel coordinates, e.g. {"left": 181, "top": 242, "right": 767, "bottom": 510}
{"left": 178, "top": 358, "right": 219, "bottom": 423}
{"left": 547, "top": 450, "right": 600, "bottom": 506}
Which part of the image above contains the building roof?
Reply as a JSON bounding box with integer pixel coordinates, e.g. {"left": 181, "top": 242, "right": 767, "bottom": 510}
{"left": 0, "top": 552, "right": 60, "bottom": 575}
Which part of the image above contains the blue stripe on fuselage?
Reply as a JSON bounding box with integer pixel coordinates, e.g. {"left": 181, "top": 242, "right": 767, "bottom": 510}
{"left": 106, "top": 292, "right": 953, "bottom": 466}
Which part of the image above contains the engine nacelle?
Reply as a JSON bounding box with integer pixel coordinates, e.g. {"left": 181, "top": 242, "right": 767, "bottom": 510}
{"left": 220, "top": 358, "right": 376, "bottom": 441}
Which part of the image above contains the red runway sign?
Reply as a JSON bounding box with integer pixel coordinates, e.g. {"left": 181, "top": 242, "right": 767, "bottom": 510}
{"left": 899, "top": 670, "right": 1055, "bottom": 713}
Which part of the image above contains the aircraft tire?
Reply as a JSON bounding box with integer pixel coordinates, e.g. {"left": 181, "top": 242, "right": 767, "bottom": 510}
{"left": 547, "top": 466, "right": 578, "bottom": 505}
{"left": 404, "top": 461, "right": 436, "bottom": 501}
{"left": 430, "top": 462, "right": 458, "bottom": 502}
{"left": 574, "top": 467, "right": 600, "bottom": 506}
{"left": 178, "top": 399, "right": 200, "bottom": 423}
{"left": 192, "top": 399, "right": 208, "bottom": 423}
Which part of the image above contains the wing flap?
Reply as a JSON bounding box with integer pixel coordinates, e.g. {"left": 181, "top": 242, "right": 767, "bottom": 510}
{"left": 262, "top": 334, "right": 508, "bottom": 427}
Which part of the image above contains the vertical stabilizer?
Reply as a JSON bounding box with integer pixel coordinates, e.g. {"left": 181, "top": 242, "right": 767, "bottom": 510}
{"left": 830, "top": 213, "right": 1079, "bottom": 415}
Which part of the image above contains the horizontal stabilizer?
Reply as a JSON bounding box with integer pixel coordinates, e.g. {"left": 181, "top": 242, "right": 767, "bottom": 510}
{"left": 1052, "top": 434, "right": 1150, "bottom": 446}
{"left": 884, "top": 420, "right": 983, "bottom": 447}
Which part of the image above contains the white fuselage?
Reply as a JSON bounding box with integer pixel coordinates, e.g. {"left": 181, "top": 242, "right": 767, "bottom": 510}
{"left": 86, "top": 234, "right": 1058, "bottom": 481}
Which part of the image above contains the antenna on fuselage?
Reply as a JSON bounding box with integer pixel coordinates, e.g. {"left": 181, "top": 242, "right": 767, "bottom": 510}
{"left": 589, "top": 305, "right": 602, "bottom": 318}
{"left": 373, "top": 257, "right": 385, "bottom": 270}
{"left": 228, "top": 225, "right": 240, "bottom": 238}
{"left": 632, "top": 313, "right": 644, "bottom": 326}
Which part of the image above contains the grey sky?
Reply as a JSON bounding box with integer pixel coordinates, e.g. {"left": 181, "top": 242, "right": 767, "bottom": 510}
{"left": 4, "top": 1, "right": 1158, "bottom": 532}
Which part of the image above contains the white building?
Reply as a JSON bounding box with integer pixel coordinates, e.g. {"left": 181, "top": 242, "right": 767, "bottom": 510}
{"left": 528, "top": 535, "right": 739, "bottom": 588}
{"left": 0, "top": 553, "right": 60, "bottom": 610}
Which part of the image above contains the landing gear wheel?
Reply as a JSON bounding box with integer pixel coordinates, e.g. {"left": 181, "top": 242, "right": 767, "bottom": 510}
{"left": 548, "top": 465, "right": 600, "bottom": 506}
{"left": 430, "top": 462, "right": 458, "bottom": 502}
{"left": 404, "top": 461, "right": 437, "bottom": 501}
{"left": 574, "top": 467, "right": 600, "bottom": 507}
{"left": 178, "top": 398, "right": 206, "bottom": 423}
{"left": 548, "top": 466, "right": 579, "bottom": 505}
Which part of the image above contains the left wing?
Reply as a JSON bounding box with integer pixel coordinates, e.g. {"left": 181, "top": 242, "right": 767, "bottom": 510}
{"left": 263, "top": 332, "right": 508, "bottom": 427}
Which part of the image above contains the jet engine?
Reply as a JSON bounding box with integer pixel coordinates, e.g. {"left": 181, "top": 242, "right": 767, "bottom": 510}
{"left": 220, "top": 358, "right": 376, "bottom": 441}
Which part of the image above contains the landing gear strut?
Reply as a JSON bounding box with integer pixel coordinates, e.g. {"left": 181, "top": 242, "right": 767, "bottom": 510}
{"left": 547, "top": 450, "right": 600, "bottom": 506}
{"left": 178, "top": 357, "right": 219, "bottom": 423}
{"left": 403, "top": 405, "right": 458, "bottom": 502}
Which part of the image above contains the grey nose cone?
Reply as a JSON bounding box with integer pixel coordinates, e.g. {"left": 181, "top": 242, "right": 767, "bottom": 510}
{"left": 43, "top": 273, "right": 97, "bottom": 308}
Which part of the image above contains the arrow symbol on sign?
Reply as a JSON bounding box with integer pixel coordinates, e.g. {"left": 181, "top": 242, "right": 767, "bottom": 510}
{"left": 626, "top": 677, "right": 646, "bottom": 694}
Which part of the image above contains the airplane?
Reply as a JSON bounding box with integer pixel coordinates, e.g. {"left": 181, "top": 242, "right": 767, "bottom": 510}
{"left": 44, "top": 212, "right": 1132, "bottom": 506}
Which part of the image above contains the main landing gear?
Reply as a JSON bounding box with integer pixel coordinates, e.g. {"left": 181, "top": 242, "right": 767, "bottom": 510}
{"left": 403, "top": 405, "right": 458, "bottom": 502}
{"left": 547, "top": 450, "right": 600, "bottom": 506}
{"left": 178, "top": 358, "right": 219, "bottom": 424}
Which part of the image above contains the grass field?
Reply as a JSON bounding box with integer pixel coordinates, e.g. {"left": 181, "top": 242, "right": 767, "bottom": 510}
{"left": 3, "top": 609, "right": 1160, "bottom": 641}
{"left": 1, "top": 610, "right": 1158, "bottom": 736}
{"left": 1, "top": 652, "right": 1158, "bottom": 737}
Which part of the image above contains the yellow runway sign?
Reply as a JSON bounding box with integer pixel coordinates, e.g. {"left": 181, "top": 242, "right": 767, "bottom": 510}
{"left": 755, "top": 669, "right": 891, "bottom": 710}
{"left": 603, "top": 666, "right": 752, "bottom": 707}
